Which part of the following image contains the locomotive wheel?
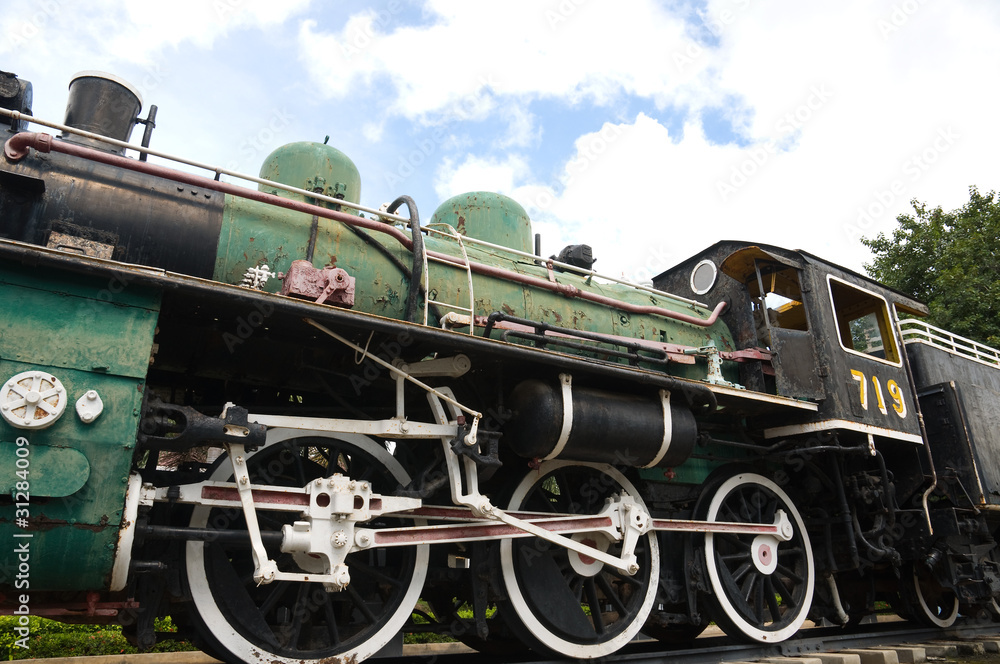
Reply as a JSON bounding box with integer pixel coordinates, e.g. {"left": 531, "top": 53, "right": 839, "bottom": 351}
{"left": 183, "top": 429, "right": 429, "bottom": 664}
{"left": 498, "top": 461, "right": 660, "bottom": 659}
{"left": 701, "top": 472, "right": 815, "bottom": 643}
{"left": 899, "top": 563, "right": 958, "bottom": 627}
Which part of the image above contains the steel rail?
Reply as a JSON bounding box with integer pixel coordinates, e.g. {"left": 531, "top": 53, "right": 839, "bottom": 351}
{"left": 18, "top": 614, "right": 999, "bottom": 664}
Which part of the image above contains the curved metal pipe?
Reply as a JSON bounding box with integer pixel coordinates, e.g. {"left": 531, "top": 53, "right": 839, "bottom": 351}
{"left": 386, "top": 195, "right": 423, "bottom": 323}
{"left": 4, "top": 132, "right": 727, "bottom": 328}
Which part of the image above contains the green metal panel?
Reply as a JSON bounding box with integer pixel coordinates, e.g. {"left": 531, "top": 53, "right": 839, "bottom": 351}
{"left": 214, "top": 192, "right": 739, "bottom": 384}
{"left": 0, "top": 263, "right": 159, "bottom": 590}
{"left": 430, "top": 192, "right": 533, "bottom": 254}
{"left": 0, "top": 442, "right": 89, "bottom": 497}
{"left": 217, "top": 143, "right": 738, "bottom": 382}
{"left": 257, "top": 141, "right": 362, "bottom": 211}
{"left": 0, "top": 268, "right": 159, "bottom": 378}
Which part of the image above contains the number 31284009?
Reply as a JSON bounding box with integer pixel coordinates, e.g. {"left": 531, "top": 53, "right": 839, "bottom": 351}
{"left": 850, "top": 369, "right": 906, "bottom": 418}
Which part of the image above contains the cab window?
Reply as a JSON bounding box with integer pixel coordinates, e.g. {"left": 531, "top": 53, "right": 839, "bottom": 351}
{"left": 828, "top": 276, "right": 901, "bottom": 365}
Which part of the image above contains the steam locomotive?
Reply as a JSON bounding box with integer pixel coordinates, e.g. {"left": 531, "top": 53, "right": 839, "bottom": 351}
{"left": 0, "top": 70, "right": 997, "bottom": 663}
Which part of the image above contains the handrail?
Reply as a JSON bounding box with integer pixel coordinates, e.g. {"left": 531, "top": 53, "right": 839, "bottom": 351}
{"left": 898, "top": 318, "right": 1000, "bottom": 368}
{"left": 425, "top": 225, "right": 475, "bottom": 333}
{"left": 3, "top": 130, "right": 727, "bottom": 328}
{"left": 0, "top": 106, "right": 706, "bottom": 308}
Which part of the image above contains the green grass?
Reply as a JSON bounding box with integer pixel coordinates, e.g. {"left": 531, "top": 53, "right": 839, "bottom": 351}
{"left": 0, "top": 616, "right": 196, "bottom": 661}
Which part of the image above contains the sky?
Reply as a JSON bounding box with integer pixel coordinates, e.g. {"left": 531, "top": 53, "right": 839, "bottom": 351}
{"left": 1, "top": 0, "right": 996, "bottom": 287}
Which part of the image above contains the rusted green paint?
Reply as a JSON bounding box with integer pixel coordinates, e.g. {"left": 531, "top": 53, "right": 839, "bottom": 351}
{"left": 638, "top": 444, "right": 751, "bottom": 486}
{"left": 0, "top": 268, "right": 159, "bottom": 378}
{"left": 217, "top": 156, "right": 738, "bottom": 385}
{"left": 0, "top": 442, "right": 89, "bottom": 496}
{"left": 257, "top": 141, "right": 362, "bottom": 211}
{"left": 215, "top": 192, "right": 738, "bottom": 383}
{"left": 0, "top": 263, "right": 159, "bottom": 590}
{"left": 429, "top": 191, "right": 533, "bottom": 254}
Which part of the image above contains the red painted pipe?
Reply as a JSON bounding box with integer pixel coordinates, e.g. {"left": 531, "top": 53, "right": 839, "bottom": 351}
{"left": 4, "top": 132, "right": 727, "bottom": 327}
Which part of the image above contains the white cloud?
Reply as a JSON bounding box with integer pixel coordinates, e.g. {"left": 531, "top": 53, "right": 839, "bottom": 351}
{"left": 342, "top": 0, "right": 1000, "bottom": 280}
{"left": 6, "top": 0, "right": 999, "bottom": 293}
{"left": 1, "top": 0, "right": 310, "bottom": 65}
{"left": 434, "top": 153, "right": 531, "bottom": 201}
{"left": 497, "top": 103, "right": 541, "bottom": 149}
{"left": 296, "top": 0, "right": 718, "bottom": 121}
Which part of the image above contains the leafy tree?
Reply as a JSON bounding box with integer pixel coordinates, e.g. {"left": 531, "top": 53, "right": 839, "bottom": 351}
{"left": 862, "top": 187, "right": 1000, "bottom": 348}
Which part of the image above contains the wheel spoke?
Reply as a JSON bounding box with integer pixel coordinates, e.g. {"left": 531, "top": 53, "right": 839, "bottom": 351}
{"left": 553, "top": 470, "right": 573, "bottom": 512}
{"left": 764, "top": 577, "right": 783, "bottom": 622}
{"left": 702, "top": 472, "right": 814, "bottom": 643}
{"left": 596, "top": 572, "right": 630, "bottom": 615}
{"left": 770, "top": 572, "right": 798, "bottom": 608}
{"left": 752, "top": 576, "right": 765, "bottom": 621}
{"left": 349, "top": 559, "right": 405, "bottom": 588}
{"left": 289, "top": 442, "right": 308, "bottom": 486}
{"left": 721, "top": 551, "right": 753, "bottom": 563}
{"left": 718, "top": 532, "right": 752, "bottom": 550}
{"left": 606, "top": 566, "right": 643, "bottom": 587}
{"left": 585, "top": 578, "right": 605, "bottom": 635}
{"left": 280, "top": 582, "right": 310, "bottom": 647}
{"left": 186, "top": 435, "right": 428, "bottom": 662}
{"left": 526, "top": 484, "right": 558, "bottom": 512}
{"left": 322, "top": 591, "right": 341, "bottom": 646}
{"left": 739, "top": 569, "right": 758, "bottom": 602}
{"left": 346, "top": 584, "right": 378, "bottom": 624}
{"left": 500, "top": 462, "right": 659, "bottom": 658}
{"left": 259, "top": 580, "right": 292, "bottom": 616}
{"left": 774, "top": 562, "right": 805, "bottom": 584}
{"left": 729, "top": 560, "right": 754, "bottom": 584}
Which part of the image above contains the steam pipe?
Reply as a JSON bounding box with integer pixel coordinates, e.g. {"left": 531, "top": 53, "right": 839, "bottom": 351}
{"left": 4, "top": 132, "right": 727, "bottom": 328}
{"left": 0, "top": 107, "right": 709, "bottom": 306}
{"left": 386, "top": 195, "right": 423, "bottom": 323}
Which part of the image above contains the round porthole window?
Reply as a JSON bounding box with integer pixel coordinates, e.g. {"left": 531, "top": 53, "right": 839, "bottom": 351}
{"left": 690, "top": 259, "right": 718, "bottom": 295}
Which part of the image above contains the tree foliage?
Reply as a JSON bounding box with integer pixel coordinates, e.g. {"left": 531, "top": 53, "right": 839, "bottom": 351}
{"left": 862, "top": 187, "right": 1000, "bottom": 348}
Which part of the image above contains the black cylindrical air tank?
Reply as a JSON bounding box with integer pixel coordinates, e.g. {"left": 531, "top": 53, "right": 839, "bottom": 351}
{"left": 503, "top": 379, "right": 697, "bottom": 468}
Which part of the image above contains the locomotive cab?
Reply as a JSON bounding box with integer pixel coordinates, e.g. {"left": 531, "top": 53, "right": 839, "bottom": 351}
{"left": 655, "top": 241, "right": 928, "bottom": 446}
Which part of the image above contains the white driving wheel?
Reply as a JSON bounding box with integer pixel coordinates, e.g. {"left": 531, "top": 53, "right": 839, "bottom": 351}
{"left": 901, "top": 563, "right": 959, "bottom": 628}
{"left": 184, "top": 429, "right": 429, "bottom": 664}
{"left": 499, "top": 461, "right": 660, "bottom": 659}
{"left": 702, "top": 472, "right": 815, "bottom": 643}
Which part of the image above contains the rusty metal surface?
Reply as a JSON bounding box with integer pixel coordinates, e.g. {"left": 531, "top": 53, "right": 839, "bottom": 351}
{"left": 770, "top": 327, "right": 825, "bottom": 399}
{"left": 0, "top": 237, "right": 721, "bottom": 408}
{"left": 4, "top": 132, "right": 729, "bottom": 329}
{"left": 278, "top": 259, "right": 356, "bottom": 306}
{"left": 0, "top": 143, "right": 224, "bottom": 277}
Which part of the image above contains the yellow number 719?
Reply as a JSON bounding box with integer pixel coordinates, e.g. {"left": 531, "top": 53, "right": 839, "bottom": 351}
{"left": 850, "top": 369, "right": 906, "bottom": 418}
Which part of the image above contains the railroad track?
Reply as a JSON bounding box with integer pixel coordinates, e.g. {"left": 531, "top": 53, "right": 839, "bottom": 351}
{"left": 13, "top": 618, "right": 1000, "bottom": 664}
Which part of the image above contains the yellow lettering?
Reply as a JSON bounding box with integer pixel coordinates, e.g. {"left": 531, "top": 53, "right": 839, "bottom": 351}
{"left": 851, "top": 369, "right": 867, "bottom": 410}
{"left": 887, "top": 379, "right": 907, "bottom": 418}
{"left": 871, "top": 376, "right": 888, "bottom": 415}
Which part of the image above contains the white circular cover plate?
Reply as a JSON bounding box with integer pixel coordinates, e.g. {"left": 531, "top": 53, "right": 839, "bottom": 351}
{"left": 1, "top": 371, "right": 67, "bottom": 429}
